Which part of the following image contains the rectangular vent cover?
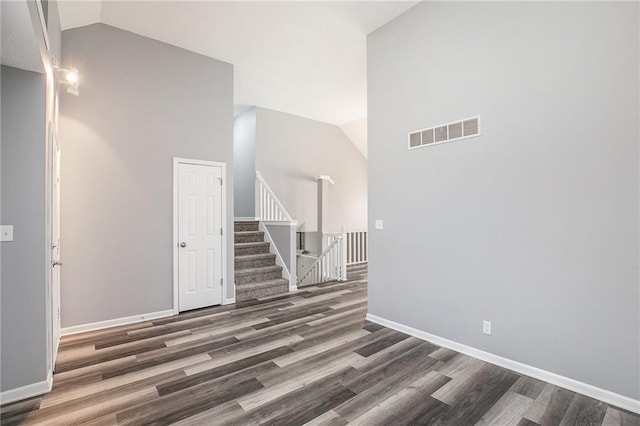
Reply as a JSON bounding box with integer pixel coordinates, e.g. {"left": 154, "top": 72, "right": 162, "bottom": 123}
{"left": 408, "top": 116, "right": 480, "bottom": 150}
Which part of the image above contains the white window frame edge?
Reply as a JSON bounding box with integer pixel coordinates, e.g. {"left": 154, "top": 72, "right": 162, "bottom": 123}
{"left": 172, "top": 157, "right": 229, "bottom": 315}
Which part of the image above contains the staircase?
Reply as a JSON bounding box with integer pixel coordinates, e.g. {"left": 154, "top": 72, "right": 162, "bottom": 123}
{"left": 234, "top": 221, "right": 289, "bottom": 302}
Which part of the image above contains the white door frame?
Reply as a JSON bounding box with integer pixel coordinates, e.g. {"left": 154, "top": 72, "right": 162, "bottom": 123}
{"left": 45, "top": 121, "right": 61, "bottom": 380}
{"left": 173, "top": 157, "right": 228, "bottom": 315}
{"left": 45, "top": 121, "right": 54, "bottom": 379}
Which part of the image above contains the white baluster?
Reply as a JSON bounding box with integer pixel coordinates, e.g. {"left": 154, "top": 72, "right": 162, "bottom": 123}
{"left": 351, "top": 232, "right": 355, "bottom": 264}
{"left": 364, "top": 231, "right": 367, "bottom": 262}
{"left": 330, "top": 247, "right": 335, "bottom": 279}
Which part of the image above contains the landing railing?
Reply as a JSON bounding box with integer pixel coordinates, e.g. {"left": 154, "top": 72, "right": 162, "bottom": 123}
{"left": 255, "top": 171, "right": 292, "bottom": 221}
{"left": 345, "top": 231, "right": 368, "bottom": 265}
{"left": 298, "top": 229, "right": 347, "bottom": 286}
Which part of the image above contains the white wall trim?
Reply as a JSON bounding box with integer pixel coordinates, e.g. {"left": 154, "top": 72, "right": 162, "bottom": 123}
{"left": 235, "top": 217, "right": 257, "bottom": 221}
{"left": 173, "top": 158, "right": 228, "bottom": 313}
{"left": 61, "top": 309, "right": 174, "bottom": 336}
{"left": 366, "top": 313, "right": 640, "bottom": 414}
{"left": 0, "top": 371, "right": 53, "bottom": 405}
{"left": 225, "top": 297, "right": 236, "bottom": 305}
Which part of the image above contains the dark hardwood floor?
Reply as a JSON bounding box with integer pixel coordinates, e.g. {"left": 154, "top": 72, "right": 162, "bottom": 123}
{"left": 1, "top": 264, "right": 638, "bottom": 425}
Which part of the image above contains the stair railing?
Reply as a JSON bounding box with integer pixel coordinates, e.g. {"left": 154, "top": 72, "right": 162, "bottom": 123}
{"left": 298, "top": 228, "right": 347, "bottom": 286}
{"left": 326, "top": 229, "right": 367, "bottom": 265}
{"left": 346, "top": 230, "right": 368, "bottom": 265}
{"left": 255, "top": 171, "right": 292, "bottom": 221}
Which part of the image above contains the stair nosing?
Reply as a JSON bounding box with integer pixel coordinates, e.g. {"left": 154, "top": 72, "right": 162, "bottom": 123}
{"left": 235, "top": 231, "right": 264, "bottom": 235}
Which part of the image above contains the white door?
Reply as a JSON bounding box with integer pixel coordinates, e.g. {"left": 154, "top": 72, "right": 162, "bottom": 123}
{"left": 177, "top": 163, "right": 223, "bottom": 311}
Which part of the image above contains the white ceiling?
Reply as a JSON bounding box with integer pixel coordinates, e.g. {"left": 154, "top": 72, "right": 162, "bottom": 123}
{"left": 1, "top": 0, "right": 44, "bottom": 73}
{"left": 57, "top": 0, "right": 418, "bottom": 130}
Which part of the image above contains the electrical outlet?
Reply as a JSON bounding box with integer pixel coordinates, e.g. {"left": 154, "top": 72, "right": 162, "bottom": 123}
{"left": 0, "top": 225, "right": 13, "bottom": 242}
{"left": 483, "top": 320, "right": 492, "bottom": 335}
{"left": 375, "top": 220, "right": 384, "bottom": 230}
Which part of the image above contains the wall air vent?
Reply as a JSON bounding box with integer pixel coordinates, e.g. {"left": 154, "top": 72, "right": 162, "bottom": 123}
{"left": 408, "top": 116, "right": 481, "bottom": 150}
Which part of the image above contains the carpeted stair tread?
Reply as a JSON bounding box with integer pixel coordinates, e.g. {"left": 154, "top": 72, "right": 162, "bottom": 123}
{"left": 234, "top": 221, "right": 260, "bottom": 232}
{"left": 235, "top": 231, "right": 266, "bottom": 243}
{"left": 235, "top": 253, "right": 276, "bottom": 262}
{"left": 235, "top": 252, "right": 277, "bottom": 269}
{"left": 236, "top": 278, "right": 289, "bottom": 293}
{"left": 235, "top": 242, "right": 271, "bottom": 256}
{"left": 235, "top": 265, "right": 282, "bottom": 277}
{"left": 235, "top": 242, "right": 270, "bottom": 248}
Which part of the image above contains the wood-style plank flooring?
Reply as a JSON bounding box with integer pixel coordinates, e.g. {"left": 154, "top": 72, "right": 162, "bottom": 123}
{"left": 2, "top": 265, "right": 638, "bottom": 425}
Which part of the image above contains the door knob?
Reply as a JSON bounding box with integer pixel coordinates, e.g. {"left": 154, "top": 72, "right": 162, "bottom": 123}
{"left": 180, "top": 242, "right": 187, "bottom": 248}
{"left": 52, "top": 261, "right": 63, "bottom": 267}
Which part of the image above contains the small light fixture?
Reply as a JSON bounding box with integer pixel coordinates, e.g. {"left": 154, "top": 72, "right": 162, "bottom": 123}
{"left": 65, "top": 68, "right": 79, "bottom": 85}
{"left": 53, "top": 63, "right": 80, "bottom": 96}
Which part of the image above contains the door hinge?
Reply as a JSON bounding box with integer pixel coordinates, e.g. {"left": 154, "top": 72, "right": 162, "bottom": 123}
{"left": 220, "top": 228, "right": 223, "bottom": 236}
{"left": 220, "top": 278, "right": 224, "bottom": 286}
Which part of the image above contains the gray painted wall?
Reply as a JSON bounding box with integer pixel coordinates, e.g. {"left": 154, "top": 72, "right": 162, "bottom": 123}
{"left": 233, "top": 108, "right": 256, "bottom": 218}
{"left": 368, "top": 2, "right": 639, "bottom": 399}
{"left": 0, "top": 66, "right": 48, "bottom": 391}
{"left": 60, "top": 24, "right": 234, "bottom": 327}
{"left": 255, "top": 107, "right": 367, "bottom": 234}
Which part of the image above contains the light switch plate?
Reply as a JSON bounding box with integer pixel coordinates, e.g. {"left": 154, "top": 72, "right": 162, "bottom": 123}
{"left": 375, "top": 220, "right": 384, "bottom": 230}
{"left": 1, "top": 225, "right": 14, "bottom": 242}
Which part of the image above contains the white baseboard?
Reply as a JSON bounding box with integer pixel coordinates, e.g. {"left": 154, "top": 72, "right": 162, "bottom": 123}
{"left": 235, "top": 217, "right": 257, "bottom": 221}
{"left": 61, "top": 309, "right": 174, "bottom": 336}
{"left": 0, "top": 371, "right": 53, "bottom": 405}
{"left": 366, "top": 313, "right": 640, "bottom": 415}
{"left": 225, "top": 297, "right": 236, "bottom": 305}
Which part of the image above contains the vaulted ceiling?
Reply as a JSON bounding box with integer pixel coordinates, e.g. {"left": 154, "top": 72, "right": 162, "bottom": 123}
{"left": 57, "top": 1, "right": 419, "bottom": 157}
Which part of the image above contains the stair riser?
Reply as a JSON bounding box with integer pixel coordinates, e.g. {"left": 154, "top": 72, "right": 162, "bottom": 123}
{"left": 235, "top": 245, "right": 271, "bottom": 256}
{"left": 234, "top": 222, "right": 259, "bottom": 232}
{"left": 235, "top": 270, "right": 283, "bottom": 285}
{"left": 236, "top": 283, "right": 289, "bottom": 301}
{"left": 235, "top": 233, "right": 264, "bottom": 243}
{"left": 235, "top": 256, "right": 276, "bottom": 269}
